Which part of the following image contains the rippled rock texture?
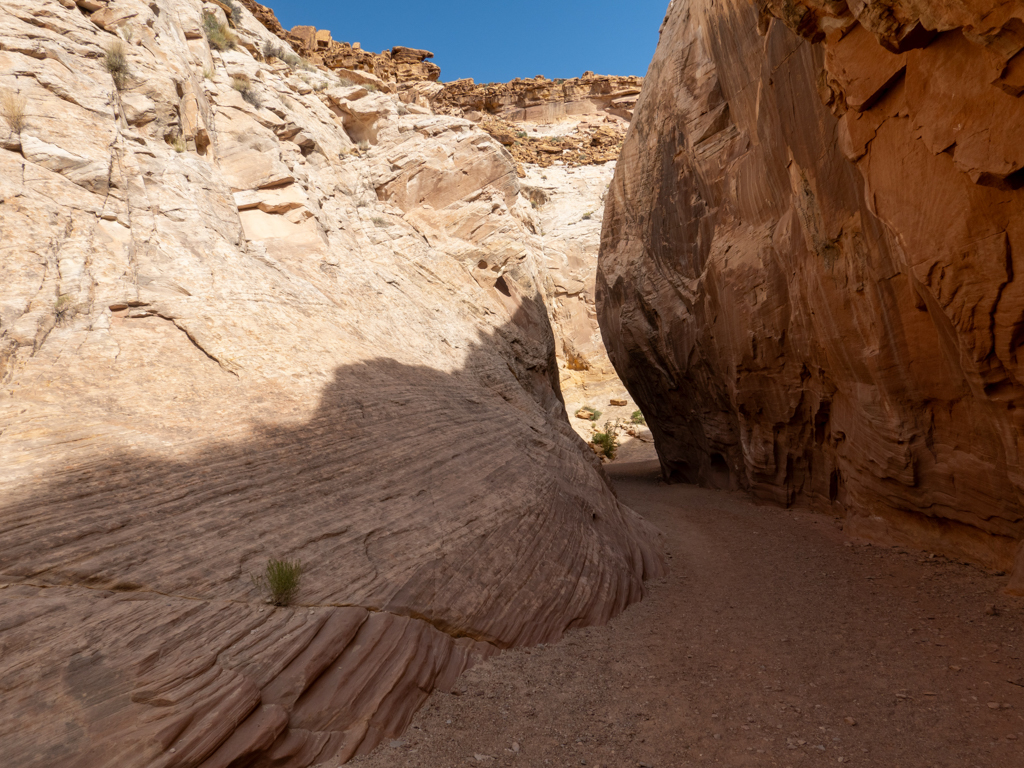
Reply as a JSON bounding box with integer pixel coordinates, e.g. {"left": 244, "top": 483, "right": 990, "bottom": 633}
{"left": 0, "top": 1, "right": 663, "bottom": 765}
{"left": 598, "top": 0, "right": 1024, "bottom": 586}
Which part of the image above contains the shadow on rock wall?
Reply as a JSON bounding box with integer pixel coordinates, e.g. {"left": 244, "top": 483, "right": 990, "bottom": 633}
{"left": 0, "top": 304, "right": 664, "bottom": 768}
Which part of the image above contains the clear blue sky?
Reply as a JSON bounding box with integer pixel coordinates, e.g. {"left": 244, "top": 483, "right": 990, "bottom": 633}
{"left": 266, "top": 0, "right": 670, "bottom": 83}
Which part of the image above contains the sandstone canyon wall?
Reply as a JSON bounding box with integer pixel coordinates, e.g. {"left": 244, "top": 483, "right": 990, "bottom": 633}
{"left": 0, "top": 1, "right": 664, "bottom": 766}
{"left": 598, "top": 0, "right": 1024, "bottom": 587}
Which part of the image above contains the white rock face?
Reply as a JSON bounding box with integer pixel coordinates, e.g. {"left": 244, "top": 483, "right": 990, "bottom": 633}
{"left": 0, "top": 1, "right": 663, "bottom": 765}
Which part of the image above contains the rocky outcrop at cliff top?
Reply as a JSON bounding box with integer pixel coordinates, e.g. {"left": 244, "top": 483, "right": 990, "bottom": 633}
{"left": 598, "top": 0, "right": 1024, "bottom": 588}
{"left": 240, "top": 0, "right": 440, "bottom": 83}
{"left": 0, "top": 1, "right": 664, "bottom": 765}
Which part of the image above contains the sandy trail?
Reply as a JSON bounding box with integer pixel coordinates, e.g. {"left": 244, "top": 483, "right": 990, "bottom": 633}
{"left": 355, "top": 456, "right": 1024, "bottom": 768}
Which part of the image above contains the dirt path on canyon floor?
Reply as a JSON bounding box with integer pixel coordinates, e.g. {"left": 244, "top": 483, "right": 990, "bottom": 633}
{"left": 354, "top": 450, "right": 1024, "bottom": 768}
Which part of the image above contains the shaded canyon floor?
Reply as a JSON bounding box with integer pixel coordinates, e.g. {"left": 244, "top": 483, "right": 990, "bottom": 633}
{"left": 355, "top": 450, "right": 1024, "bottom": 768}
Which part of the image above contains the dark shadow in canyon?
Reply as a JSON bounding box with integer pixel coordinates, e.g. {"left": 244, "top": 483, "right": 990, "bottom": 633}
{"left": 0, "top": 298, "right": 664, "bottom": 768}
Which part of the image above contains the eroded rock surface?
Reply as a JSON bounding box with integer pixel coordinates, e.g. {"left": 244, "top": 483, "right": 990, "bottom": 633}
{"left": 239, "top": 0, "right": 440, "bottom": 84}
{"left": 0, "top": 1, "right": 663, "bottom": 765}
{"left": 598, "top": 0, "right": 1024, "bottom": 584}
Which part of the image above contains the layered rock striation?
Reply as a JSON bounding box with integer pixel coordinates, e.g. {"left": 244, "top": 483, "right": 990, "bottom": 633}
{"left": 598, "top": 0, "right": 1024, "bottom": 585}
{"left": 0, "top": 1, "right": 663, "bottom": 765}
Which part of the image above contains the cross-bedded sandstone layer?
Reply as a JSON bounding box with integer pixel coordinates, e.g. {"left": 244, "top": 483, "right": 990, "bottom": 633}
{"left": 0, "top": 1, "right": 664, "bottom": 765}
{"left": 598, "top": 0, "right": 1024, "bottom": 589}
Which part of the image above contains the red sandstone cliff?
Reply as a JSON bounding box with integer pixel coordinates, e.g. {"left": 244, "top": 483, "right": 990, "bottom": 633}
{"left": 597, "top": 0, "right": 1024, "bottom": 589}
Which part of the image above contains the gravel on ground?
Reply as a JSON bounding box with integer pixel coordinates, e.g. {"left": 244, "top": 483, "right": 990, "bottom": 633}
{"left": 354, "top": 453, "right": 1024, "bottom": 768}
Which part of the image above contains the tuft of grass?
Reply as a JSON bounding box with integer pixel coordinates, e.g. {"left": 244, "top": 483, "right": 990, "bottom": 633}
{"left": 252, "top": 558, "right": 302, "bottom": 606}
{"left": 584, "top": 405, "right": 601, "bottom": 421}
{"left": 630, "top": 409, "right": 646, "bottom": 425}
{"left": 202, "top": 11, "right": 236, "bottom": 51}
{"left": 202, "top": 66, "right": 214, "bottom": 80}
{"left": 103, "top": 40, "right": 130, "bottom": 90}
{"left": 592, "top": 422, "right": 618, "bottom": 460}
{"left": 371, "top": 216, "right": 390, "bottom": 228}
{"left": 581, "top": 210, "right": 594, "bottom": 220}
{"left": 231, "top": 75, "right": 262, "bottom": 109}
{"left": 0, "top": 88, "right": 27, "bottom": 134}
{"left": 167, "top": 134, "right": 186, "bottom": 153}
{"left": 54, "top": 294, "right": 77, "bottom": 326}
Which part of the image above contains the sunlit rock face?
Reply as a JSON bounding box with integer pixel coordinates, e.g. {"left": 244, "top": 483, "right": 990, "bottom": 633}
{"left": 597, "top": 0, "right": 1024, "bottom": 587}
{"left": 0, "top": 1, "right": 664, "bottom": 765}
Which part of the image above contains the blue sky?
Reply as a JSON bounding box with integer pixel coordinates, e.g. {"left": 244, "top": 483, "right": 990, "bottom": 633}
{"left": 267, "top": 0, "right": 670, "bottom": 83}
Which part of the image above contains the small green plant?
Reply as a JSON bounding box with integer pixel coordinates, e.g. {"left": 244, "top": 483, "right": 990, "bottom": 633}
{"left": 54, "top": 294, "right": 77, "bottom": 326}
{"left": 231, "top": 75, "right": 262, "bottom": 109}
{"left": 631, "top": 409, "right": 646, "bottom": 425}
{"left": 0, "top": 88, "right": 27, "bottom": 134}
{"left": 371, "top": 216, "right": 390, "bottom": 227}
{"left": 202, "top": 66, "right": 214, "bottom": 80}
{"left": 585, "top": 405, "right": 601, "bottom": 421}
{"left": 516, "top": 130, "right": 527, "bottom": 138}
{"left": 167, "top": 134, "right": 186, "bottom": 152}
{"left": 252, "top": 558, "right": 302, "bottom": 606}
{"left": 592, "top": 422, "right": 618, "bottom": 460}
{"left": 202, "top": 11, "right": 236, "bottom": 51}
{"left": 103, "top": 40, "right": 130, "bottom": 90}
{"left": 581, "top": 210, "right": 594, "bottom": 220}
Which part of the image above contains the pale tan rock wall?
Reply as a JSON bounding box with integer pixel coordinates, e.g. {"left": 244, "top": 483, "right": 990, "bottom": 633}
{"left": 598, "top": 0, "right": 1024, "bottom": 586}
{"left": 0, "top": 1, "right": 663, "bottom": 765}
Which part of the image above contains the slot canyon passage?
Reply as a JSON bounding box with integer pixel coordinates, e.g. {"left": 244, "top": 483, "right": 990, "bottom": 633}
{"left": 0, "top": 0, "right": 1023, "bottom": 767}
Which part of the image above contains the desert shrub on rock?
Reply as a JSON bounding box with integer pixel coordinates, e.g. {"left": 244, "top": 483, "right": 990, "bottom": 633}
{"left": 0, "top": 88, "right": 27, "bottom": 134}
{"left": 203, "top": 11, "right": 236, "bottom": 51}
{"left": 103, "top": 40, "right": 130, "bottom": 90}
{"left": 54, "top": 295, "right": 77, "bottom": 326}
{"left": 592, "top": 422, "right": 618, "bottom": 460}
{"left": 231, "top": 75, "right": 261, "bottom": 109}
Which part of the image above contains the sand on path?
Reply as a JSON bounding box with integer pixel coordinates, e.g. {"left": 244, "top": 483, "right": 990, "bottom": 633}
{"left": 355, "top": 453, "right": 1024, "bottom": 768}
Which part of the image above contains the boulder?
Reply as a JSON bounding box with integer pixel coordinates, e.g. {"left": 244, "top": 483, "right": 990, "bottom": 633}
{"left": 598, "top": 0, "right": 1024, "bottom": 579}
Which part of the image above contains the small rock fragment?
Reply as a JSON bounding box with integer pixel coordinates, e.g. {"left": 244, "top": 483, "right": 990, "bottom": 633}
{"left": 844, "top": 717, "right": 857, "bottom": 726}
{"left": 987, "top": 702, "right": 1001, "bottom": 709}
